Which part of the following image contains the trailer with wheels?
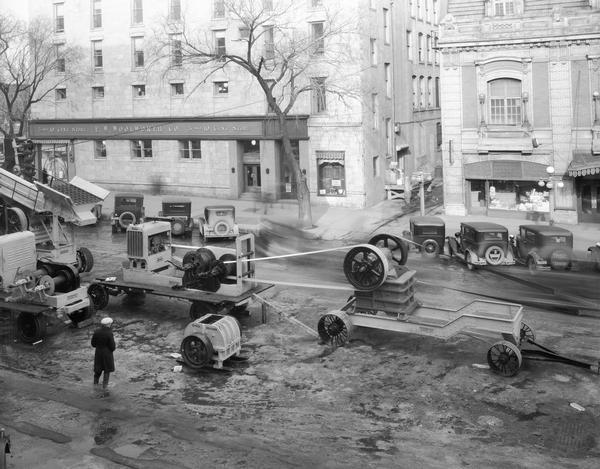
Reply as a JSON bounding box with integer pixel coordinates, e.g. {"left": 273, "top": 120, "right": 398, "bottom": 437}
{"left": 317, "top": 243, "right": 598, "bottom": 377}
{"left": 87, "top": 222, "right": 272, "bottom": 320}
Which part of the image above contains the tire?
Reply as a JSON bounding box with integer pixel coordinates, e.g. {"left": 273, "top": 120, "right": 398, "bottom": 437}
{"left": 421, "top": 239, "right": 440, "bottom": 258}
{"left": 88, "top": 284, "right": 109, "bottom": 310}
{"left": 484, "top": 245, "right": 505, "bottom": 266}
{"left": 76, "top": 247, "right": 94, "bottom": 273}
{"left": 214, "top": 221, "right": 231, "bottom": 236}
{"left": 16, "top": 312, "right": 47, "bottom": 344}
{"left": 549, "top": 249, "right": 570, "bottom": 270}
{"left": 180, "top": 334, "right": 215, "bottom": 369}
{"left": 171, "top": 219, "right": 185, "bottom": 236}
{"left": 7, "top": 207, "right": 28, "bottom": 233}
{"left": 68, "top": 297, "right": 96, "bottom": 326}
{"left": 118, "top": 211, "right": 136, "bottom": 229}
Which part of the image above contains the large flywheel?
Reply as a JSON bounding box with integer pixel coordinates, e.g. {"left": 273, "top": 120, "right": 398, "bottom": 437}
{"left": 343, "top": 244, "right": 389, "bottom": 291}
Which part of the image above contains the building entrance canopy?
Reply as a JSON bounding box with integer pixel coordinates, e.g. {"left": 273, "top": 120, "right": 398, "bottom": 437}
{"left": 568, "top": 150, "right": 600, "bottom": 177}
{"left": 464, "top": 160, "right": 551, "bottom": 181}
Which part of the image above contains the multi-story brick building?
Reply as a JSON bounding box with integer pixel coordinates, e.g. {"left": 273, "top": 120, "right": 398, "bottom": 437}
{"left": 439, "top": 0, "right": 600, "bottom": 224}
{"left": 9, "top": 0, "right": 443, "bottom": 209}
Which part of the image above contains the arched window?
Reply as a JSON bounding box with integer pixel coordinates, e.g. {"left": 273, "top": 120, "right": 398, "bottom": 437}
{"left": 488, "top": 78, "right": 521, "bottom": 125}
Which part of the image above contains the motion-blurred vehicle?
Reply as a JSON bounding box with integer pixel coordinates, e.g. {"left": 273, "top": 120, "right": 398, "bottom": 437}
{"left": 402, "top": 216, "right": 445, "bottom": 258}
{"left": 447, "top": 221, "right": 514, "bottom": 270}
{"left": 588, "top": 242, "right": 600, "bottom": 271}
{"left": 510, "top": 225, "right": 573, "bottom": 272}
{"left": 111, "top": 192, "right": 145, "bottom": 233}
{"left": 145, "top": 197, "right": 194, "bottom": 237}
{"left": 199, "top": 205, "right": 239, "bottom": 240}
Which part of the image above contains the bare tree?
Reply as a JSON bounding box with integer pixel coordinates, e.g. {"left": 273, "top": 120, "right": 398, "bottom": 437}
{"left": 150, "top": 0, "right": 359, "bottom": 228}
{"left": 0, "top": 15, "right": 83, "bottom": 170}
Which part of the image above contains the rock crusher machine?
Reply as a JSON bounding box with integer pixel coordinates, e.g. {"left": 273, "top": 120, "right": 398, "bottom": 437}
{"left": 87, "top": 221, "right": 273, "bottom": 369}
{"left": 317, "top": 243, "right": 535, "bottom": 376}
{"left": 0, "top": 167, "right": 109, "bottom": 342}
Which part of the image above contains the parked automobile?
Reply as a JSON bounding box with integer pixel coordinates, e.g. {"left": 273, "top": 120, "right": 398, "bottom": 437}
{"left": 146, "top": 197, "right": 194, "bottom": 237}
{"left": 588, "top": 242, "right": 600, "bottom": 271}
{"left": 111, "top": 192, "right": 145, "bottom": 233}
{"left": 447, "top": 221, "right": 515, "bottom": 270}
{"left": 510, "top": 225, "right": 573, "bottom": 272}
{"left": 402, "top": 216, "right": 445, "bottom": 257}
{"left": 199, "top": 205, "right": 239, "bottom": 240}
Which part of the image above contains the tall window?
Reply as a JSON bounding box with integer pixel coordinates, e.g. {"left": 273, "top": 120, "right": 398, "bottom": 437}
{"left": 419, "top": 76, "right": 425, "bottom": 108}
{"left": 214, "top": 0, "right": 225, "bottom": 18}
{"left": 383, "top": 8, "right": 390, "bottom": 44}
{"left": 433, "top": 34, "right": 439, "bottom": 64}
{"left": 317, "top": 151, "right": 346, "bottom": 197}
{"left": 311, "top": 22, "right": 325, "bottom": 55}
{"left": 384, "top": 63, "right": 391, "bottom": 98}
{"left": 406, "top": 30, "right": 413, "bottom": 60}
{"left": 131, "top": 139, "right": 152, "bottom": 158}
{"left": 372, "top": 93, "right": 379, "bottom": 129}
{"left": 370, "top": 38, "right": 377, "bottom": 65}
{"left": 94, "top": 140, "right": 106, "bottom": 158}
{"left": 132, "top": 0, "right": 143, "bottom": 25}
{"left": 386, "top": 118, "right": 393, "bottom": 155}
{"left": 56, "top": 44, "right": 65, "bottom": 73}
{"left": 171, "top": 82, "right": 184, "bottom": 96}
{"left": 132, "top": 37, "right": 144, "bottom": 68}
{"left": 169, "top": 0, "right": 181, "bottom": 21}
{"left": 488, "top": 78, "right": 522, "bottom": 125}
{"left": 373, "top": 155, "right": 380, "bottom": 177}
{"left": 433, "top": 0, "right": 439, "bottom": 24}
{"left": 171, "top": 33, "right": 182, "bottom": 66}
{"left": 92, "top": 86, "right": 104, "bottom": 99}
{"left": 412, "top": 75, "right": 418, "bottom": 108}
{"left": 264, "top": 26, "right": 274, "bottom": 59}
{"left": 435, "top": 77, "right": 440, "bottom": 107}
{"left": 92, "top": 0, "right": 102, "bottom": 28}
{"left": 92, "top": 40, "right": 103, "bottom": 70}
{"left": 214, "top": 30, "right": 226, "bottom": 59}
{"left": 311, "top": 77, "right": 327, "bottom": 113}
{"left": 418, "top": 33, "right": 423, "bottom": 62}
{"left": 426, "top": 35, "right": 431, "bottom": 63}
{"left": 427, "top": 77, "right": 433, "bottom": 108}
{"left": 179, "top": 140, "right": 202, "bottom": 159}
{"left": 56, "top": 88, "right": 67, "bottom": 100}
{"left": 54, "top": 3, "right": 65, "bottom": 33}
{"left": 493, "top": 0, "right": 515, "bottom": 16}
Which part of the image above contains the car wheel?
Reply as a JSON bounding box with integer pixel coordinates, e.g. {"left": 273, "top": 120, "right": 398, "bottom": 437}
{"left": 484, "top": 245, "right": 505, "bottom": 265}
{"left": 118, "top": 211, "right": 136, "bottom": 229}
{"left": 549, "top": 249, "right": 570, "bottom": 270}
{"left": 171, "top": 219, "right": 186, "bottom": 236}
{"left": 421, "top": 239, "right": 440, "bottom": 258}
{"left": 76, "top": 247, "right": 94, "bottom": 273}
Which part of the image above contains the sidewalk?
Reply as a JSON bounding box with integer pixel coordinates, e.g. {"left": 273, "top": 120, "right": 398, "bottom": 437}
{"left": 98, "top": 191, "right": 598, "bottom": 255}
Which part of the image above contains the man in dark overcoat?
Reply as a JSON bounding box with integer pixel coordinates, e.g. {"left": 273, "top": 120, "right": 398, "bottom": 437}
{"left": 91, "top": 317, "right": 116, "bottom": 392}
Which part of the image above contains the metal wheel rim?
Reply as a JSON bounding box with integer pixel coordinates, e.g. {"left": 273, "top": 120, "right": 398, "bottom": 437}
{"left": 318, "top": 314, "right": 350, "bottom": 347}
{"left": 181, "top": 335, "right": 214, "bottom": 368}
{"left": 88, "top": 284, "right": 109, "bottom": 310}
{"left": 519, "top": 322, "right": 535, "bottom": 345}
{"left": 422, "top": 239, "right": 440, "bottom": 257}
{"left": 487, "top": 341, "right": 522, "bottom": 377}
{"left": 343, "top": 245, "right": 388, "bottom": 291}
{"left": 368, "top": 234, "right": 408, "bottom": 266}
{"left": 214, "top": 221, "right": 230, "bottom": 235}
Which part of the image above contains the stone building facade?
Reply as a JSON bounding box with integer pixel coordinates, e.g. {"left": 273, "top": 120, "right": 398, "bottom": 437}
{"left": 17, "top": 0, "right": 442, "bottom": 210}
{"left": 439, "top": 0, "right": 600, "bottom": 223}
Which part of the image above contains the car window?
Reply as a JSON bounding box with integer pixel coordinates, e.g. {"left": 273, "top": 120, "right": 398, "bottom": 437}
{"left": 215, "top": 210, "right": 232, "bottom": 217}
{"left": 420, "top": 227, "right": 441, "bottom": 235}
{"left": 120, "top": 198, "right": 140, "bottom": 204}
{"left": 545, "top": 235, "right": 567, "bottom": 244}
{"left": 525, "top": 231, "right": 536, "bottom": 243}
{"left": 483, "top": 232, "right": 503, "bottom": 241}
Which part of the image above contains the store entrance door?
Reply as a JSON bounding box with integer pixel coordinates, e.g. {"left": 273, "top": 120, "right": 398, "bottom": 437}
{"left": 244, "top": 164, "right": 261, "bottom": 193}
{"left": 579, "top": 180, "right": 600, "bottom": 223}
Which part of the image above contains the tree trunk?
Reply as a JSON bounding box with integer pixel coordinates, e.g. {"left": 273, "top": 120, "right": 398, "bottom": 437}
{"left": 278, "top": 116, "right": 313, "bottom": 228}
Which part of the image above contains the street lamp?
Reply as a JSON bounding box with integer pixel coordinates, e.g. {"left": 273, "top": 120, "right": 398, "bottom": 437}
{"left": 538, "top": 165, "right": 564, "bottom": 224}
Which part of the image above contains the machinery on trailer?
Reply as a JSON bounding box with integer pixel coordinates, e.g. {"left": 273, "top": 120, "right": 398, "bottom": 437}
{"left": 0, "top": 231, "right": 94, "bottom": 343}
{"left": 316, "top": 243, "right": 598, "bottom": 376}
{"left": 87, "top": 220, "right": 272, "bottom": 323}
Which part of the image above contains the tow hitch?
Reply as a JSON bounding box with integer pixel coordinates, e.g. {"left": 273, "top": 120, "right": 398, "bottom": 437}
{"left": 521, "top": 339, "right": 600, "bottom": 374}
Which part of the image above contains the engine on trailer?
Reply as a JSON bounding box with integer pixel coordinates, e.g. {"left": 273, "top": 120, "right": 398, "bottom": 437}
{"left": 0, "top": 230, "right": 93, "bottom": 342}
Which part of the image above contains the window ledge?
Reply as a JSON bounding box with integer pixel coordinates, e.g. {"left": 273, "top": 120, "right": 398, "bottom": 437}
{"left": 477, "top": 128, "right": 533, "bottom": 154}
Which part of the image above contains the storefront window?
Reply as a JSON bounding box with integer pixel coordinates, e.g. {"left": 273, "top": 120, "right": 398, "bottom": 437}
{"left": 472, "top": 179, "right": 549, "bottom": 212}
{"left": 41, "top": 144, "right": 69, "bottom": 180}
{"left": 317, "top": 151, "right": 346, "bottom": 197}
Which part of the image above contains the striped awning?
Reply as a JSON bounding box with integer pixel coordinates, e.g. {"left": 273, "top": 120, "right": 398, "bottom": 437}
{"left": 568, "top": 150, "right": 600, "bottom": 177}
{"left": 31, "top": 139, "right": 72, "bottom": 145}
{"left": 316, "top": 150, "right": 345, "bottom": 164}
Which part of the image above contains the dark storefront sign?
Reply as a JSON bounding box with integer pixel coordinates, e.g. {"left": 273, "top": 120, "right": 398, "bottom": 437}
{"left": 29, "top": 116, "right": 309, "bottom": 141}
{"left": 464, "top": 160, "right": 550, "bottom": 181}
{"left": 568, "top": 150, "right": 600, "bottom": 177}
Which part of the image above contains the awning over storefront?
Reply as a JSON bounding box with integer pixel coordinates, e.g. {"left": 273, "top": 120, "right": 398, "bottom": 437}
{"left": 568, "top": 150, "right": 600, "bottom": 177}
{"left": 316, "top": 150, "right": 345, "bottom": 165}
{"left": 464, "top": 160, "right": 550, "bottom": 180}
{"left": 31, "top": 139, "right": 72, "bottom": 145}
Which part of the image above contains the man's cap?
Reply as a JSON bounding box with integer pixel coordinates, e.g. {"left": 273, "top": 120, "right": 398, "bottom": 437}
{"left": 100, "top": 317, "right": 113, "bottom": 326}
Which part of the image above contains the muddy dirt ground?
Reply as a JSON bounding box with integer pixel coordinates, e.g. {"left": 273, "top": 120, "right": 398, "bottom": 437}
{"left": 1, "top": 226, "right": 600, "bottom": 468}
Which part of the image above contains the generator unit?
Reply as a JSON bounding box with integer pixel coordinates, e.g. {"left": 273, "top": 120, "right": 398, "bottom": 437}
{"left": 0, "top": 231, "right": 93, "bottom": 343}
{"left": 180, "top": 314, "right": 242, "bottom": 369}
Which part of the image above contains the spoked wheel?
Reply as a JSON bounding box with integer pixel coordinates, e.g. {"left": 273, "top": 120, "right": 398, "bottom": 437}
{"left": 519, "top": 322, "right": 535, "bottom": 346}
{"left": 189, "top": 301, "right": 223, "bottom": 320}
{"left": 421, "top": 239, "right": 440, "bottom": 258}
{"left": 368, "top": 234, "right": 409, "bottom": 266}
{"left": 343, "top": 245, "right": 389, "bottom": 291}
{"left": 180, "top": 334, "right": 215, "bottom": 369}
{"left": 88, "top": 284, "right": 109, "bottom": 310}
{"left": 317, "top": 311, "right": 353, "bottom": 347}
{"left": 16, "top": 312, "right": 47, "bottom": 344}
{"left": 7, "top": 207, "right": 28, "bottom": 233}
{"left": 487, "top": 340, "right": 522, "bottom": 377}
{"left": 76, "top": 247, "right": 94, "bottom": 273}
